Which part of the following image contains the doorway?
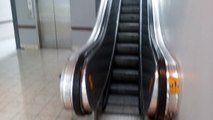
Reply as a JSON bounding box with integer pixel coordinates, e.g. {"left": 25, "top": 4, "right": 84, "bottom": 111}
{"left": 37, "top": 0, "right": 72, "bottom": 49}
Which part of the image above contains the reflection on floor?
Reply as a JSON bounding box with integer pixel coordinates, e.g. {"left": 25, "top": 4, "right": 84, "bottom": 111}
{"left": 0, "top": 49, "right": 93, "bottom": 120}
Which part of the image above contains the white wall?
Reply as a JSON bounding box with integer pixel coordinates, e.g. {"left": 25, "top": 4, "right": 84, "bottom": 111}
{"left": 0, "top": 0, "right": 12, "bottom": 22}
{"left": 158, "top": 0, "right": 213, "bottom": 119}
{"left": 0, "top": 22, "right": 14, "bottom": 40}
{"left": 70, "top": 0, "right": 96, "bottom": 49}
{"left": 0, "top": 0, "right": 14, "bottom": 40}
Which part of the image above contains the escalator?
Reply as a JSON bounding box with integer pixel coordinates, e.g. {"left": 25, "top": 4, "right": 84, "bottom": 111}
{"left": 60, "top": 0, "right": 181, "bottom": 119}
{"left": 98, "top": 0, "right": 141, "bottom": 119}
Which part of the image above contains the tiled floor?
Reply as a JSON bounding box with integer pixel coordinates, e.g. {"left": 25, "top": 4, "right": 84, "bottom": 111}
{"left": 0, "top": 48, "right": 93, "bottom": 120}
{"left": 0, "top": 21, "right": 93, "bottom": 120}
{"left": 0, "top": 38, "right": 16, "bottom": 60}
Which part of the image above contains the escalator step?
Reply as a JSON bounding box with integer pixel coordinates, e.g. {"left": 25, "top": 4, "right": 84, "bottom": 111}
{"left": 121, "top": 6, "right": 139, "bottom": 14}
{"left": 118, "top": 33, "right": 139, "bottom": 43}
{"left": 120, "top": 14, "right": 139, "bottom": 22}
{"left": 122, "top": 0, "right": 140, "bottom": 6}
{"left": 115, "top": 55, "right": 139, "bottom": 68}
{"left": 110, "top": 83, "right": 138, "bottom": 95}
{"left": 119, "top": 23, "right": 139, "bottom": 32}
{"left": 98, "top": 113, "right": 140, "bottom": 120}
{"left": 105, "top": 104, "right": 139, "bottom": 115}
{"left": 116, "top": 43, "right": 139, "bottom": 54}
{"left": 107, "top": 94, "right": 138, "bottom": 106}
{"left": 112, "top": 69, "right": 139, "bottom": 83}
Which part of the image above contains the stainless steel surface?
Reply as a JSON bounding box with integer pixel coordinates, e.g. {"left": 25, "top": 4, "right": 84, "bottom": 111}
{"left": 156, "top": 0, "right": 213, "bottom": 119}
{"left": 19, "top": 28, "right": 39, "bottom": 48}
{"left": 60, "top": 0, "right": 109, "bottom": 111}
{"left": 54, "top": 0, "right": 72, "bottom": 49}
{"left": 149, "top": 0, "right": 181, "bottom": 118}
{"left": 148, "top": 71, "right": 159, "bottom": 116}
{"left": 13, "top": 0, "right": 96, "bottom": 48}
{"left": 81, "top": 65, "right": 92, "bottom": 112}
{"left": 27, "top": 0, "right": 34, "bottom": 19}
{"left": 33, "top": 0, "right": 40, "bottom": 48}
{"left": 60, "top": 57, "right": 78, "bottom": 109}
{"left": 15, "top": 0, "right": 36, "bottom": 26}
{"left": 37, "top": 0, "right": 57, "bottom": 48}
{"left": 37, "top": 0, "right": 72, "bottom": 48}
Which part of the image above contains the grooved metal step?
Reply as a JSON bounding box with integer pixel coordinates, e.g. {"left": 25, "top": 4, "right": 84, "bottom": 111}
{"left": 118, "top": 32, "right": 139, "bottom": 43}
{"left": 110, "top": 83, "right": 138, "bottom": 95}
{"left": 119, "top": 23, "right": 139, "bottom": 32}
{"left": 112, "top": 69, "right": 139, "bottom": 83}
{"left": 121, "top": 6, "right": 139, "bottom": 13}
{"left": 116, "top": 44, "right": 139, "bottom": 54}
{"left": 122, "top": 0, "right": 140, "bottom": 6}
{"left": 105, "top": 104, "right": 139, "bottom": 115}
{"left": 107, "top": 94, "right": 138, "bottom": 106}
{"left": 115, "top": 55, "right": 139, "bottom": 68}
{"left": 120, "top": 14, "right": 139, "bottom": 22}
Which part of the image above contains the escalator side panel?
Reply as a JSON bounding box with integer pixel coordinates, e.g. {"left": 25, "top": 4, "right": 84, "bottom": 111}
{"left": 147, "top": 0, "right": 171, "bottom": 118}
{"left": 72, "top": 0, "right": 113, "bottom": 114}
{"left": 156, "top": 59, "right": 167, "bottom": 119}
{"left": 140, "top": 0, "right": 156, "bottom": 112}
{"left": 84, "top": 0, "right": 121, "bottom": 110}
